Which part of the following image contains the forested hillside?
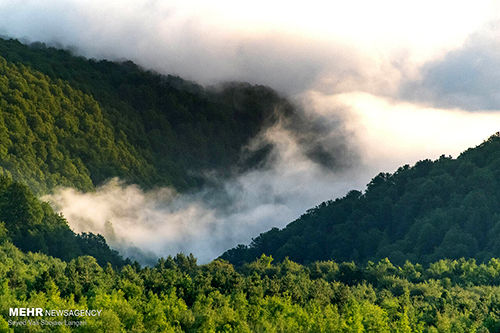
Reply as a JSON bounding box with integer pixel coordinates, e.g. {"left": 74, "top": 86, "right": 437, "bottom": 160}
{"left": 222, "top": 133, "right": 500, "bottom": 266}
{"left": 0, "top": 37, "right": 292, "bottom": 192}
{"left": 0, "top": 175, "right": 123, "bottom": 267}
{"left": 0, "top": 56, "right": 147, "bottom": 192}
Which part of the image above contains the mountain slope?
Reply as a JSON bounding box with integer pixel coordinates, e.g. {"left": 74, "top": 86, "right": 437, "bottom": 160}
{"left": 0, "top": 38, "right": 293, "bottom": 192}
{"left": 0, "top": 38, "right": 301, "bottom": 265}
{"left": 0, "top": 56, "right": 149, "bottom": 193}
{"left": 222, "top": 133, "right": 500, "bottom": 266}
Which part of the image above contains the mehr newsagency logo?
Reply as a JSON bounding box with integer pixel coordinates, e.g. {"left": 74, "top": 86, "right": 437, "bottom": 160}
{"left": 8, "top": 307, "right": 102, "bottom": 327}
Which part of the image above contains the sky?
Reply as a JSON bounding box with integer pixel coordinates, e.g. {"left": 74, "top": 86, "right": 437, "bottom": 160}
{"left": 3, "top": 0, "right": 500, "bottom": 262}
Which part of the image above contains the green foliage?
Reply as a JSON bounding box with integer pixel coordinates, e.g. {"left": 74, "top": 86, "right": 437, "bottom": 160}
{"left": 222, "top": 134, "right": 500, "bottom": 267}
{"left": 0, "top": 55, "right": 150, "bottom": 193}
{"left": 0, "top": 38, "right": 289, "bottom": 192}
{"left": 2, "top": 242, "right": 500, "bottom": 332}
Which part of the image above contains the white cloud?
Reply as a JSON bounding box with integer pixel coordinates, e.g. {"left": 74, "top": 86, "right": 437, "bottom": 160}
{"left": 309, "top": 91, "right": 500, "bottom": 171}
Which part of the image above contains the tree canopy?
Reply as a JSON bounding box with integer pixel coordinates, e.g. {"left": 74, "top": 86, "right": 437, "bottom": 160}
{"left": 0, "top": 38, "right": 293, "bottom": 193}
{"left": 3, "top": 240, "right": 500, "bottom": 332}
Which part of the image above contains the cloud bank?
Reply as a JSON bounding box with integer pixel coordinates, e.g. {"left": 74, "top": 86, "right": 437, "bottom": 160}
{"left": 400, "top": 22, "right": 500, "bottom": 110}
{"left": 0, "top": 0, "right": 495, "bottom": 96}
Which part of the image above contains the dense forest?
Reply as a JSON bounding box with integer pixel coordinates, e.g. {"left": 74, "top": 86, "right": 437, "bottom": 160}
{"left": 222, "top": 133, "right": 500, "bottom": 267}
{"left": 3, "top": 239, "right": 500, "bottom": 332}
{"left": 0, "top": 37, "right": 294, "bottom": 192}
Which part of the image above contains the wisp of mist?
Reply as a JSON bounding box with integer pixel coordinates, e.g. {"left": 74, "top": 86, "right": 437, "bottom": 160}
{"left": 43, "top": 112, "right": 365, "bottom": 264}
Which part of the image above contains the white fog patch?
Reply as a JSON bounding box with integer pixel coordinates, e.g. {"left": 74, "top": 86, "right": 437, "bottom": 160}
{"left": 43, "top": 121, "right": 365, "bottom": 264}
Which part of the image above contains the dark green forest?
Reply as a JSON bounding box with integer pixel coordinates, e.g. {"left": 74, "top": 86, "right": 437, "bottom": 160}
{"left": 0, "top": 37, "right": 293, "bottom": 192}
{"left": 222, "top": 134, "right": 500, "bottom": 267}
